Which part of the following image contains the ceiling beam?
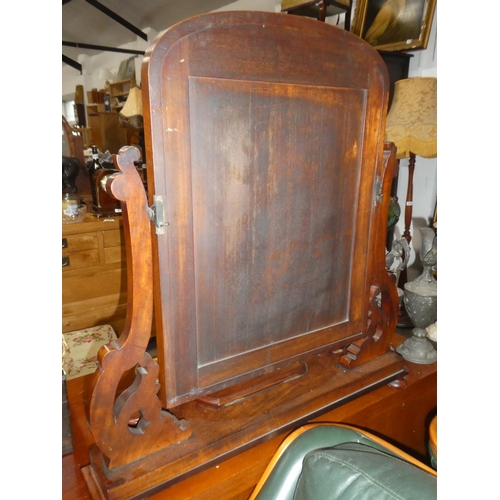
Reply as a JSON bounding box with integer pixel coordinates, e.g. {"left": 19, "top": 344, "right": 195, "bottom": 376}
{"left": 62, "top": 54, "right": 82, "bottom": 73}
{"left": 84, "top": 0, "right": 148, "bottom": 41}
{"left": 63, "top": 41, "right": 145, "bottom": 55}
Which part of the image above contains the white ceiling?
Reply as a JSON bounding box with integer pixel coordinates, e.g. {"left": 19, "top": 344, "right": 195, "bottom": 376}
{"left": 62, "top": 0, "right": 237, "bottom": 65}
{"left": 62, "top": 1, "right": 350, "bottom": 70}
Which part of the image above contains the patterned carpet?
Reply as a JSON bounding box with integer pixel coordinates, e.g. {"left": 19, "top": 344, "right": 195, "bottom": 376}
{"left": 62, "top": 325, "right": 117, "bottom": 380}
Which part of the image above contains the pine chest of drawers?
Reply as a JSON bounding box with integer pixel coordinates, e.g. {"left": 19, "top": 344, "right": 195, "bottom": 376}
{"left": 62, "top": 214, "right": 127, "bottom": 334}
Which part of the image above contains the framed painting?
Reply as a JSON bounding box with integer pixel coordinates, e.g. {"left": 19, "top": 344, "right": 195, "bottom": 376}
{"left": 351, "top": 0, "right": 436, "bottom": 51}
{"left": 116, "top": 56, "right": 136, "bottom": 82}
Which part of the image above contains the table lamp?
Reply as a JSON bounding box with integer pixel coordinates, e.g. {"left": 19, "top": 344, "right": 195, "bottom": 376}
{"left": 119, "top": 85, "right": 145, "bottom": 165}
{"left": 119, "top": 85, "right": 143, "bottom": 129}
{"left": 385, "top": 77, "right": 437, "bottom": 248}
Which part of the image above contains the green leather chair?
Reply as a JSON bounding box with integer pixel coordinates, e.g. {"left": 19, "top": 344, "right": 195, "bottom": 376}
{"left": 249, "top": 424, "right": 437, "bottom": 500}
{"left": 429, "top": 415, "right": 437, "bottom": 470}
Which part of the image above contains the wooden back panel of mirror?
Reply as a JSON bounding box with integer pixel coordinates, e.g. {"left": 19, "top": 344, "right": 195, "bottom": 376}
{"left": 142, "top": 12, "right": 389, "bottom": 407}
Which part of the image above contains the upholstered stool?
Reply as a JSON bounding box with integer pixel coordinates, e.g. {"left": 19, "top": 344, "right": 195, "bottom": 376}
{"left": 62, "top": 325, "right": 117, "bottom": 380}
{"left": 429, "top": 415, "right": 437, "bottom": 470}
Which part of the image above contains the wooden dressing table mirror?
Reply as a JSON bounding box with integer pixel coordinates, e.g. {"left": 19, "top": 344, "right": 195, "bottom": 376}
{"left": 83, "top": 11, "right": 406, "bottom": 499}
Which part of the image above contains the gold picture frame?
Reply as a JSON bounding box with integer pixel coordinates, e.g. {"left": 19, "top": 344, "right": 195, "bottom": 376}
{"left": 351, "top": 0, "right": 436, "bottom": 52}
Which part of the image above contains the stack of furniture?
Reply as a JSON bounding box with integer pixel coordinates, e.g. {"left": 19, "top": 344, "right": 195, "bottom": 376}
{"left": 86, "top": 78, "right": 135, "bottom": 154}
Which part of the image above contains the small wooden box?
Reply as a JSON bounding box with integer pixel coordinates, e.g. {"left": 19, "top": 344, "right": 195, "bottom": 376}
{"left": 87, "top": 88, "right": 99, "bottom": 104}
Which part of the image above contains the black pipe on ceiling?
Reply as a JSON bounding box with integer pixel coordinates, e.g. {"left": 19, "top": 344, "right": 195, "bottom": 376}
{"left": 85, "top": 0, "right": 148, "bottom": 41}
{"left": 63, "top": 41, "right": 145, "bottom": 55}
{"left": 63, "top": 54, "right": 82, "bottom": 73}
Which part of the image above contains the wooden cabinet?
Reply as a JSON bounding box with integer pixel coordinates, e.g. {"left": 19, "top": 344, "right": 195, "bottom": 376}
{"left": 62, "top": 214, "right": 127, "bottom": 334}
{"left": 87, "top": 112, "right": 129, "bottom": 154}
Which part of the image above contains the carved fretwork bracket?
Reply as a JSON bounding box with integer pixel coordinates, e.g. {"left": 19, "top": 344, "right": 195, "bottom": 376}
{"left": 340, "top": 142, "right": 400, "bottom": 370}
{"left": 86, "top": 146, "right": 192, "bottom": 472}
{"left": 340, "top": 281, "right": 397, "bottom": 368}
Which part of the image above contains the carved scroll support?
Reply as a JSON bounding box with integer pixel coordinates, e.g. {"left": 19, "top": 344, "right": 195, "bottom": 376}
{"left": 340, "top": 142, "right": 401, "bottom": 370}
{"left": 86, "top": 146, "right": 191, "bottom": 472}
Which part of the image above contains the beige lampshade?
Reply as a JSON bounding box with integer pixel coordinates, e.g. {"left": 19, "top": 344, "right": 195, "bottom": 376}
{"left": 385, "top": 77, "right": 437, "bottom": 160}
{"left": 119, "top": 86, "right": 143, "bottom": 128}
{"left": 120, "top": 86, "right": 143, "bottom": 117}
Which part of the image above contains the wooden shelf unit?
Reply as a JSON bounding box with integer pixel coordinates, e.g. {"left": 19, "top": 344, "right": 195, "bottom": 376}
{"left": 109, "top": 78, "right": 135, "bottom": 113}
{"left": 84, "top": 78, "right": 136, "bottom": 153}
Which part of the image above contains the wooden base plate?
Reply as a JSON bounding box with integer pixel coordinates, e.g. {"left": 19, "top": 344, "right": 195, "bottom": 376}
{"left": 196, "top": 360, "right": 308, "bottom": 408}
{"left": 83, "top": 350, "right": 406, "bottom": 500}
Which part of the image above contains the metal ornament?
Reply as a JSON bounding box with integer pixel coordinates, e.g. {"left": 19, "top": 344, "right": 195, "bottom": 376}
{"left": 396, "top": 228, "right": 437, "bottom": 364}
